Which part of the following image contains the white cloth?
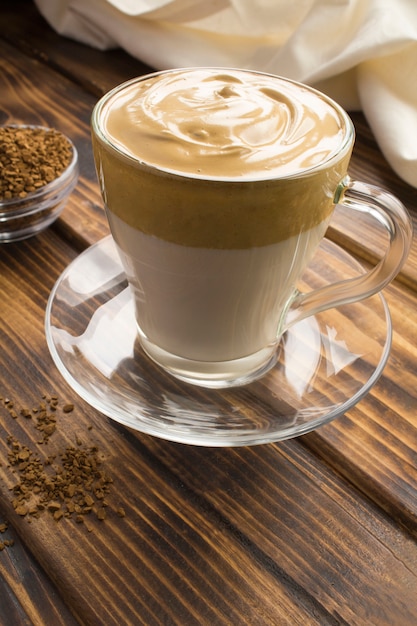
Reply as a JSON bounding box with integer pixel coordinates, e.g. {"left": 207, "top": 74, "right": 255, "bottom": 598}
{"left": 34, "top": 0, "right": 417, "bottom": 187}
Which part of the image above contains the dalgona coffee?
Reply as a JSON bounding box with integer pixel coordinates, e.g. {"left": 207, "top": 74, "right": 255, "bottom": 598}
{"left": 92, "top": 69, "right": 353, "bottom": 386}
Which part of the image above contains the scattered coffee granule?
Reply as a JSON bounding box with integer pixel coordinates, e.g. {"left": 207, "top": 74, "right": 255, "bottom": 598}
{"left": 7, "top": 436, "right": 114, "bottom": 525}
{"left": 0, "top": 521, "right": 14, "bottom": 551}
{"left": 0, "top": 126, "right": 73, "bottom": 200}
{"left": 2, "top": 394, "right": 71, "bottom": 444}
{"left": 1, "top": 394, "right": 124, "bottom": 529}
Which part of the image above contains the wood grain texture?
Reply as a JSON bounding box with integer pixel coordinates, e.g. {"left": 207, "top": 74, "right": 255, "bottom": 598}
{"left": 0, "top": 234, "right": 365, "bottom": 625}
{"left": 0, "top": 232, "right": 416, "bottom": 624}
{"left": 1, "top": 2, "right": 417, "bottom": 625}
{"left": 0, "top": 214, "right": 416, "bottom": 625}
{"left": 2, "top": 6, "right": 416, "bottom": 534}
{"left": 0, "top": 512, "right": 79, "bottom": 626}
{"left": 303, "top": 279, "right": 417, "bottom": 535}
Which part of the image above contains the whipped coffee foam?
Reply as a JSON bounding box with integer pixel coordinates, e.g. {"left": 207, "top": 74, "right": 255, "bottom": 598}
{"left": 100, "top": 68, "right": 347, "bottom": 180}
{"left": 93, "top": 70, "right": 352, "bottom": 248}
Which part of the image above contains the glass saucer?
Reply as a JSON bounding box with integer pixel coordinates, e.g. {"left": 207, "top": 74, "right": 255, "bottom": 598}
{"left": 45, "top": 236, "right": 391, "bottom": 446}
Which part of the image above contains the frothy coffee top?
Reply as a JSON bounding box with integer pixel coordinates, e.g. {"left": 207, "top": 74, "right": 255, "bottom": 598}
{"left": 100, "top": 68, "right": 347, "bottom": 180}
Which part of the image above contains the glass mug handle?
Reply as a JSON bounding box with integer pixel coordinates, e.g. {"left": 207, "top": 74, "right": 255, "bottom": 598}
{"left": 285, "top": 177, "right": 413, "bottom": 328}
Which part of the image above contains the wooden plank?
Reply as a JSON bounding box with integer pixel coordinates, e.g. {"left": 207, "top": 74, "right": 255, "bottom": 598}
{"left": 302, "top": 278, "right": 417, "bottom": 535}
{"left": 1, "top": 9, "right": 416, "bottom": 550}
{"left": 0, "top": 513, "right": 79, "bottom": 626}
{"left": 1, "top": 0, "right": 416, "bottom": 516}
{"left": 1, "top": 5, "right": 417, "bottom": 624}
{"left": 0, "top": 233, "right": 336, "bottom": 625}
{"left": 136, "top": 433, "right": 417, "bottom": 626}
{"left": 0, "top": 232, "right": 416, "bottom": 625}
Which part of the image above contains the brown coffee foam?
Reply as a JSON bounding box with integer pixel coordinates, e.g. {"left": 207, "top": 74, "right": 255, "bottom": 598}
{"left": 99, "top": 69, "right": 346, "bottom": 181}
{"left": 93, "top": 140, "right": 351, "bottom": 249}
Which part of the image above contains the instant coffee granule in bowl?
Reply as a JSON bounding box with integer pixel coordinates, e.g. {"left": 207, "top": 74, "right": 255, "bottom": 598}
{"left": 0, "top": 125, "right": 79, "bottom": 242}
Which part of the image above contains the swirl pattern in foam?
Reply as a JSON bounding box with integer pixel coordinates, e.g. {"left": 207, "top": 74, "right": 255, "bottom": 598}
{"left": 101, "top": 68, "right": 347, "bottom": 180}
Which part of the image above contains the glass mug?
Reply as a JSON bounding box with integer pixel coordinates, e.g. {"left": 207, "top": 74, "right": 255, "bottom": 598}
{"left": 91, "top": 68, "right": 412, "bottom": 388}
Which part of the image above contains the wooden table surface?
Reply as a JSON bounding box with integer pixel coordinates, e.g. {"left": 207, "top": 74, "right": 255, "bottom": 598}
{"left": 1, "top": 2, "right": 417, "bottom": 625}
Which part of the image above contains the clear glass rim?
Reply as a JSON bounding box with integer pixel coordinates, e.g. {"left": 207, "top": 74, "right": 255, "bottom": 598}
{"left": 91, "top": 67, "right": 355, "bottom": 183}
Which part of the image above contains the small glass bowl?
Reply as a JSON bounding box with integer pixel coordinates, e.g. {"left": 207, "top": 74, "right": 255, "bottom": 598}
{"left": 0, "top": 127, "right": 79, "bottom": 243}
